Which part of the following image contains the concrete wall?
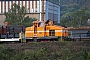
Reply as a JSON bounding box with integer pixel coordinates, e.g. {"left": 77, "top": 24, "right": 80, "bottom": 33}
{"left": 0, "top": 14, "right": 5, "bottom": 25}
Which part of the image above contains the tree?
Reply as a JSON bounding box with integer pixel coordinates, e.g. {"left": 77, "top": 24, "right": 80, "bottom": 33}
{"left": 71, "top": 8, "right": 88, "bottom": 27}
{"left": 4, "top": 3, "right": 26, "bottom": 25}
{"left": 60, "top": 8, "right": 89, "bottom": 27}
{"left": 60, "top": 12, "right": 73, "bottom": 26}
{"left": 23, "top": 16, "right": 36, "bottom": 26}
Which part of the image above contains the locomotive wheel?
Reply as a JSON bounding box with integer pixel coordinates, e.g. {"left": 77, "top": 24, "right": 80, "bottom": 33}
{"left": 34, "top": 38, "right": 37, "bottom": 42}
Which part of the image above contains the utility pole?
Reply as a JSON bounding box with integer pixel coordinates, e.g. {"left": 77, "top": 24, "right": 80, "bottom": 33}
{"left": 42, "top": 0, "right": 44, "bottom": 21}
{"left": 39, "top": 0, "right": 42, "bottom": 21}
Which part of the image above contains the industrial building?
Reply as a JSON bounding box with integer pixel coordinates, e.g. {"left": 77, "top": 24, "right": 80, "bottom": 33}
{"left": 0, "top": 0, "right": 60, "bottom": 25}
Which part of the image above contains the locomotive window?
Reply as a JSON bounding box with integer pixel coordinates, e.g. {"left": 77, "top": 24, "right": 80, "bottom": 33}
{"left": 49, "top": 30, "right": 55, "bottom": 36}
{"left": 40, "top": 22, "right": 44, "bottom": 27}
{"left": 87, "top": 31, "right": 90, "bottom": 37}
